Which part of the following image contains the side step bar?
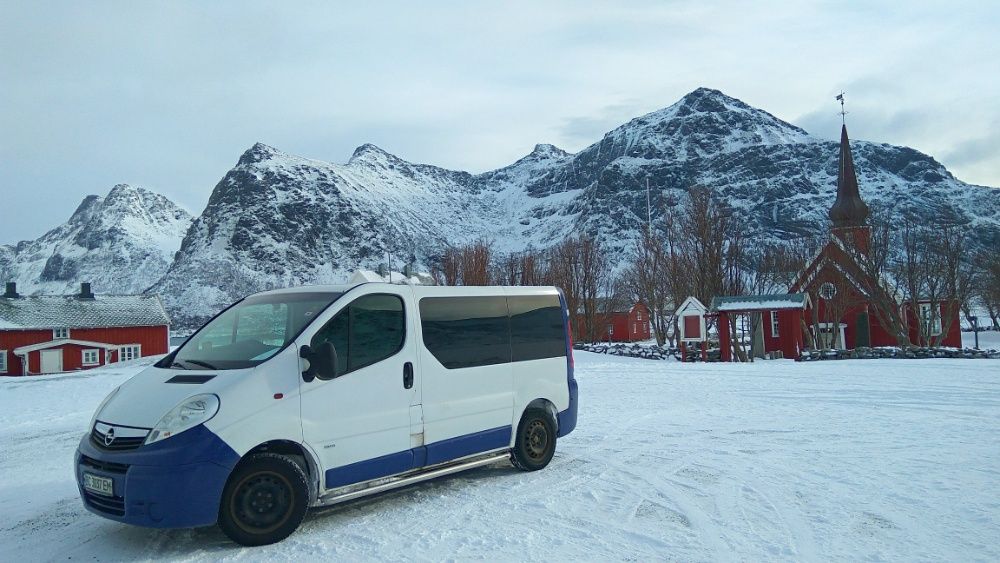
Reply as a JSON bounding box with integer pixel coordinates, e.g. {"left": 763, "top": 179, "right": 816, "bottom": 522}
{"left": 315, "top": 450, "right": 510, "bottom": 508}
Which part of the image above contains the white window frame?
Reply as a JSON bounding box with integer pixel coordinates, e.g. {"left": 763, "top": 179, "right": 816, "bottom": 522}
{"left": 118, "top": 344, "right": 142, "bottom": 362}
{"left": 53, "top": 328, "right": 70, "bottom": 339}
{"left": 0, "top": 350, "right": 7, "bottom": 373}
{"left": 819, "top": 282, "right": 837, "bottom": 301}
{"left": 82, "top": 348, "right": 101, "bottom": 366}
{"left": 919, "top": 303, "right": 942, "bottom": 336}
{"left": 771, "top": 311, "right": 780, "bottom": 337}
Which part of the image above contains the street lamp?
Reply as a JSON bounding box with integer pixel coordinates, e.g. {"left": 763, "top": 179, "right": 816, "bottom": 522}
{"left": 970, "top": 316, "right": 979, "bottom": 350}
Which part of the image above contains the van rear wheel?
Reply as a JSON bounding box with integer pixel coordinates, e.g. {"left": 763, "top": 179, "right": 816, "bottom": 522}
{"left": 218, "top": 453, "right": 309, "bottom": 546}
{"left": 511, "top": 408, "right": 556, "bottom": 471}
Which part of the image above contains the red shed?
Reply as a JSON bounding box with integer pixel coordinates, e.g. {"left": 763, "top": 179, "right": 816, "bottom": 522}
{"left": 710, "top": 293, "right": 812, "bottom": 361}
{"left": 0, "top": 282, "right": 171, "bottom": 376}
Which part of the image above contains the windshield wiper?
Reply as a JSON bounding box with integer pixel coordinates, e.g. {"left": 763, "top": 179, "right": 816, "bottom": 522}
{"left": 184, "top": 359, "right": 218, "bottom": 370}
{"left": 169, "top": 361, "right": 189, "bottom": 370}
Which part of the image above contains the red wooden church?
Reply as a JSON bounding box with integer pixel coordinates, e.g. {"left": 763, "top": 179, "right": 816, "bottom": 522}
{"left": 788, "top": 124, "right": 962, "bottom": 350}
{"left": 706, "top": 121, "right": 961, "bottom": 361}
{"left": 0, "top": 282, "right": 171, "bottom": 376}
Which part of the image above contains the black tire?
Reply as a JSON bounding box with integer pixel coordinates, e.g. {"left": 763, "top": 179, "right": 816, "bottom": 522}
{"left": 218, "top": 453, "right": 309, "bottom": 546}
{"left": 511, "top": 408, "right": 557, "bottom": 471}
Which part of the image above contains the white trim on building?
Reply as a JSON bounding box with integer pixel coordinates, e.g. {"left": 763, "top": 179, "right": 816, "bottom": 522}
{"left": 82, "top": 348, "right": 101, "bottom": 366}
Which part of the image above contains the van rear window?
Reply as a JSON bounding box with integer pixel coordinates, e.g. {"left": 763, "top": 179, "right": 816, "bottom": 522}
{"left": 419, "top": 294, "right": 565, "bottom": 369}
{"left": 508, "top": 295, "right": 565, "bottom": 362}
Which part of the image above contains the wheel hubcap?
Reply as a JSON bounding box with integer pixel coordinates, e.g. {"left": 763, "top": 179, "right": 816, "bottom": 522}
{"left": 231, "top": 471, "right": 294, "bottom": 534}
{"left": 524, "top": 420, "right": 549, "bottom": 459}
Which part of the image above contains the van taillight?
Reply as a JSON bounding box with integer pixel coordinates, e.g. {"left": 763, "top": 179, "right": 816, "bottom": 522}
{"left": 566, "top": 322, "right": 574, "bottom": 368}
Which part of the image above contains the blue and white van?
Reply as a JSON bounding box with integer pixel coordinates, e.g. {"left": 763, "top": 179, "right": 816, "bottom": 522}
{"left": 75, "top": 283, "right": 578, "bottom": 545}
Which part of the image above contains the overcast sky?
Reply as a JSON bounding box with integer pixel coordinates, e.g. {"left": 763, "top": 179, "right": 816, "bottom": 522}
{"left": 2, "top": 1, "right": 998, "bottom": 243}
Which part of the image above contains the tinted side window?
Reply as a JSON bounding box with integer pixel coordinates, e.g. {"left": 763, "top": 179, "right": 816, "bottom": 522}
{"left": 509, "top": 295, "right": 566, "bottom": 362}
{"left": 420, "top": 297, "right": 510, "bottom": 369}
{"left": 311, "top": 294, "right": 405, "bottom": 375}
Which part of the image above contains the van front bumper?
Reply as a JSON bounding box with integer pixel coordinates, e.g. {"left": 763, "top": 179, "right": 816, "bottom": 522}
{"left": 75, "top": 424, "right": 240, "bottom": 529}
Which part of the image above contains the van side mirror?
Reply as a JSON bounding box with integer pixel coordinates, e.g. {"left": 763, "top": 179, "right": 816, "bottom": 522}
{"left": 300, "top": 342, "right": 340, "bottom": 382}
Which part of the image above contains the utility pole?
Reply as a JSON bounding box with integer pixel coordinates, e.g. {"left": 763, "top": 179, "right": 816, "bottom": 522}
{"left": 645, "top": 176, "right": 652, "bottom": 236}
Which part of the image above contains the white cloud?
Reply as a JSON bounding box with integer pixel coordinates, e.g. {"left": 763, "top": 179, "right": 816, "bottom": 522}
{"left": 1, "top": 0, "right": 997, "bottom": 242}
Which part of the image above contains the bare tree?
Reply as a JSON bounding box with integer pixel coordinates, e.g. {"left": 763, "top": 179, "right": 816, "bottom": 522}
{"left": 458, "top": 239, "right": 493, "bottom": 285}
{"left": 495, "top": 247, "right": 548, "bottom": 286}
{"left": 547, "top": 235, "right": 611, "bottom": 342}
{"left": 933, "top": 225, "right": 974, "bottom": 345}
{"left": 979, "top": 250, "right": 1000, "bottom": 330}
{"left": 432, "top": 246, "right": 462, "bottom": 286}
{"left": 622, "top": 228, "right": 672, "bottom": 345}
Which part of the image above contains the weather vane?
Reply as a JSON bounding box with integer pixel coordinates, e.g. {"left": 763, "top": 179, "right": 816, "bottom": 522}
{"left": 835, "top": 91, "right": 847, "bottom": 124}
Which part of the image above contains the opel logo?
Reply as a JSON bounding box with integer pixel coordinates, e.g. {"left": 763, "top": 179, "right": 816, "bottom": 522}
{"left": 105, "top": 427, "right": 115, "bottom": 447}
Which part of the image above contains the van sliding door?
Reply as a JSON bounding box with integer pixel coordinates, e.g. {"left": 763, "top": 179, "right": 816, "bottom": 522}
{"left": 417, "top": 295, "right": 514, "bottom": 465}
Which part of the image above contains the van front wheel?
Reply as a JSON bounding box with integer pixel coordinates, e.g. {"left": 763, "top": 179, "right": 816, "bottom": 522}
{"left": 218, "top": 453, "right": 309, "bottom": 546}
{"left": 511, "top": 408, "right": 556, "bottom": 471}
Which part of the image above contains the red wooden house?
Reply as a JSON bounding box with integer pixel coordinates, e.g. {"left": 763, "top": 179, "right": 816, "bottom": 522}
{"left": 576, "top": 301, "right": 651, "bottom": 343}
{"left": 0, "top": 282, "right": 171, "bottom": 376}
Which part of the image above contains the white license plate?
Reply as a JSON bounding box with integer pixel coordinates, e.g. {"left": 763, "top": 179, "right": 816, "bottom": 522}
{"left": 83, "top": 473, "right": 114, "bottom": 496}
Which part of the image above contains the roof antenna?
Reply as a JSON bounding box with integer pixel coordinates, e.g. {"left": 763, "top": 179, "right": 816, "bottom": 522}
{"left": 836, "top": 91, "right": 848, "bottom": 125}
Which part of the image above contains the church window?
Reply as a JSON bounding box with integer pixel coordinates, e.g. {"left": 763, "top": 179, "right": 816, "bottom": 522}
{"left": 819, "top": 282, "right": 837, "bottom": 300}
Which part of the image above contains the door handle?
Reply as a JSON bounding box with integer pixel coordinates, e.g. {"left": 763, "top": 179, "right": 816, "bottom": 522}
{"left": 403, "top": 362, "right": 414, "bottom": 389}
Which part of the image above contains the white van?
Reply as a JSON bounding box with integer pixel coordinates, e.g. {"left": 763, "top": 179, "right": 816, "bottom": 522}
{"left": 75, "top": 283, "right": 578, "bottom": 545}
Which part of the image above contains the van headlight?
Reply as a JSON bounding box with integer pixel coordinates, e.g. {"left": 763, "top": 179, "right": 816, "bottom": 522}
{"left": 145, "top": 394, "right": 220, "bottom": 445}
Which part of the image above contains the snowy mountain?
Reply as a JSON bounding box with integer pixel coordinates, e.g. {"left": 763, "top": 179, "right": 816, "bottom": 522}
{"left": 6, "top": 88, "right": 998, "bottom": 329}
{"left": 151, "top": 140, "right": 585, "bottom": 327}
{"left": 551, "top": 88, "right": 1000, "bottom": 248}
{"left": 152, "top": 88, "right": 999, "bottom": 328}
{"left": 0, "top": 184, "right": 193, "bottom": 296}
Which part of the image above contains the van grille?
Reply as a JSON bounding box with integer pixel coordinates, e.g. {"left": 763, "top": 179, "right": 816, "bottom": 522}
{"left": 79, "top": 454, "right": 129, "bottom": 475}
{"left": 91, "top": 426, "right": 148, "bottom": 451}
{"left": 83, "top": 490, "right": 126, "bottom": 516}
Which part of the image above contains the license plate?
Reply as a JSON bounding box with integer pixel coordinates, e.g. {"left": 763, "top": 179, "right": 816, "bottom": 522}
{"left": 83, "top": 473, "right": 114, "bottom": 496}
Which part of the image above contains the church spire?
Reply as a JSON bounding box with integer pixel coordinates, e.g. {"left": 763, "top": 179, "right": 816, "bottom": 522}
{"left": 828, "top": 123, "right": 870, "bottom": 228}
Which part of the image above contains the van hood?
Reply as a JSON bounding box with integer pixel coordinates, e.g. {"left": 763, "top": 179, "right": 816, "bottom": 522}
{"left": 95, "top": 365, "right": 249, "bottom": 429}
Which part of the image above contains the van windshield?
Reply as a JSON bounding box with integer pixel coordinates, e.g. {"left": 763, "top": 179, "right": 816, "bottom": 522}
{"left": 170, "top": 292, "right": 342, "bottom": 370}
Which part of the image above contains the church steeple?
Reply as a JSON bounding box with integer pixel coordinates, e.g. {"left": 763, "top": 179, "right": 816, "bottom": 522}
{"left": 828, "top": 124, "right": 870, "bottom": 228}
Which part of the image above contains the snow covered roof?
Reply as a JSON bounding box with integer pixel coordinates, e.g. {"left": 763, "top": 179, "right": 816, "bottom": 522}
{"left": 13, "top": 338, "right": 121, "bottom": 355}
{"left": 710, "top": 293, "right": 810, "bottom": 313}
{"left": 0, "top": 295, "right": 170, "bottom": 330}
{"left": 676, "top": 296, "right": 707, "bottom": 315}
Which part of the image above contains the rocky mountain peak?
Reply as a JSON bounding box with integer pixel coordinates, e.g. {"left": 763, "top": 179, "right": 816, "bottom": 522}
{"left": 676, "top": 87, "right": 742, "bottom": 112}
{"left": 67, "top": 194, "right": 104, "bottom": 225}
{"left": 1, "top": 185, "right": 193, "bottom": 295}
{"left": 528, "top": 143, "right": 570, "bottom": 159}
{"left": 349, "top": 143, "right": 395, "bottom": 164}
{"left": 237, "top": 142, "right": 282, "bottom": 166}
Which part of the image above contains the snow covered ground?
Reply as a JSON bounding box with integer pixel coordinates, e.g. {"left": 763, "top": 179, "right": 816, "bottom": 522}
{"left": 963, "top": 329, "right": 1000, "bottom": 350}
{"left": 1, "top": 354, "right": 998, "bottom": 561}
